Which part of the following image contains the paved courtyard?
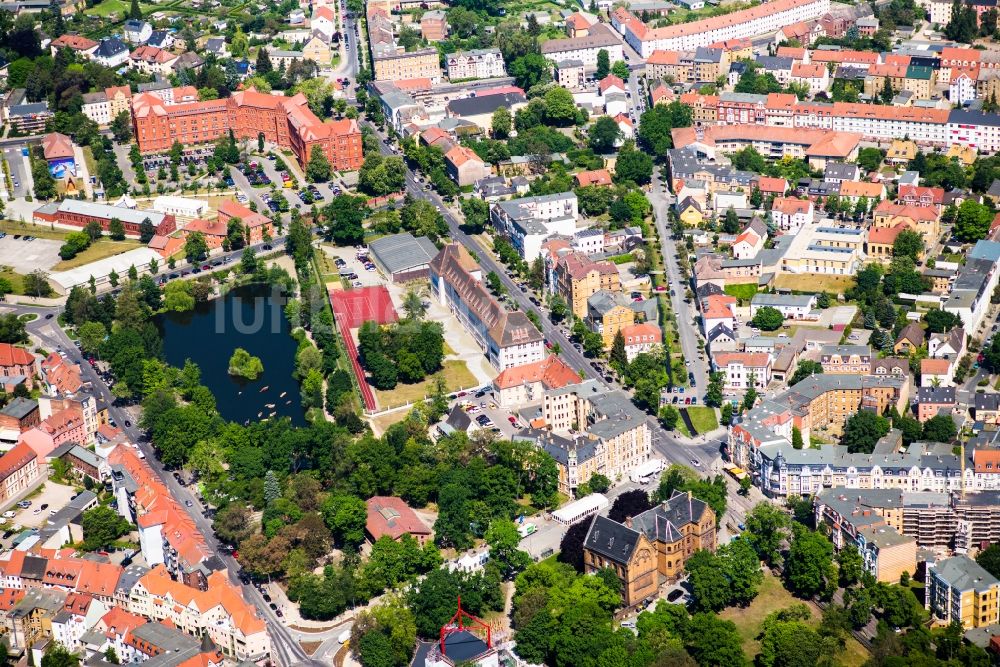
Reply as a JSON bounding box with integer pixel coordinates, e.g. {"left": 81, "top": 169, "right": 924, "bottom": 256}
{"left": 0, "top": 236, "right": 62, "bottom": 273}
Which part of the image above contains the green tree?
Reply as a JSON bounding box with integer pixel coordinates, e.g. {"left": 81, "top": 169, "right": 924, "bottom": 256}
{"left": 977, "top": 543, "right": 1000, "bottom": 579}
{"left": 595, "top": 48, "right": 610, "bottom": 79}
{"left": 954, "top": 198, "right": 993, "bottom": 242}
{"left": 184, "top": 232, "right": 208, "bottom": 263}
{"left": 751, "top": 306, "right": 784, "bottom": 331}
{"left": 163, "top": 281, "right": 194, "bottom": 312}
{"left": 785, "top": 524, "right": 835, "bottom": 599}
{"left": 128, "top": 0, "right": 141, "bottom": 19}
{"left": 791, "top": 426, "right": 804, "bottom": 450}
{"left": 788, "top": 359, "right": 823, "bottom": 386}
{"left": 231, "top": 27, "right": 248, "bottom": 58}
{"left": 744, "top": 502, "right": 790, "bottom": 566}
{"left": 111, "top": 110, "right": 133, "bottom": 143}
{"left": 893, "top": 228, "right": 923, "bottom": 260}
{"left": 841, "top": 410, "right": 891, "bottom": 454}
{"left": 81, "top": 505, "right": 132, "bottom": 551}
{"left": 107, "top": 218, "right": 125, "bottom": 242}
{"left": 611, "top": 60, "right": 630, "bottom": 80}
{"left": 485, "top": 519, "right": 532, "bottom": 580}
{"left": 42, "top": 645, "right": 79, "bottom": 667}
{"left": 228, "top": 348, "right": 263, "bottom": 379}
{"left": 588, "top": 116, "right": 621, "bottom": 154}
{"left": 139, "top": 218, "right": 156, "bottom": 244}
{"left": 77, "top": 321, "right": 107, "bottom": 355}
{"left": 321, "top": 494, "right": 368, "bottom": 547}
{"left": 614, "top": 143, "right": 654, "bottom": 185}
{"left": 837, "top": 545, "right": 864, "bottom": 588}
{"left": 686, "top": 550, "right": 732, "bottom": 612}
{"left": 543, "top": 86, "right": 577, "bottom": 126}
{"left": 922, "top": 414, "right": 957, "bottom": 442}
{"left": 491, "top": 106, "right": 512, "bottom": 139}
{"left": 307, "top": 144, "right": 332, "bottom": 182}
{"left": 609, "top": 329, "right": 627, "bottom": 372}
{"left": 723, "top": 206, "right": 740, "bottom": 234}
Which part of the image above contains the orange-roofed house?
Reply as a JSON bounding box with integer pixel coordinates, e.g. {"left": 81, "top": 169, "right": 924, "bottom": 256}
{"left": 713, "top": 352, "right": 772, "bottom": 390}
{"left": 701, "top": 294, "right": 737, "bottom": 335}
{"left": 650, "top": 82, "right": 675, "bottom": 106}
{"left": 180, "top": 219, "right": 227, "bottom": 249}
{"left": 790, "top": 61, "right": 829, "bottom": 94}
{"left": 620, "top": 322, "right": 662, "bottom": 361}
{"left": 776, "top": 46, "right": 807, "bottom": 61}
{"left": 873, "top": 200, "right": 940, "bottom": 249}
{"left": 777, "top": 20, "right": 823, "bottom": 46}
{"left": 0, "top": 343, "right": 36, "bottom": 390}
{"left": 444, "top": 145, "right": 489, "bottom": 187}
{"left": 615, "top": 113, "right": 634, "bottom": 141}
{"left": 754, "top": 175, "right": 788, "bottom": 196}
{"left": 42, "top": 133, "right": 76, "bottom": 179}
{"left": 599, "top": 75, "right": 626, "bottom": 96}
{"left": 217, "top": 199, "right": 274, "bottom": 246}
{"left": 866, "top": 223, "right": 909, "bottom": 264}
{"left": 898, "top": 184, "right": 945, "bottom": 208}
{"left": 493, "top": 354, "right": 581, "bottom": 408}
{"left": 574, "top": 169, "right": 613, "bottom": 187}
{"left": 732, "top": 227, "right": 765, "bottom": 260}
{"left": 19, "top": 406, "right": 87, "bottom": 458}
{"left": 129, "top": 46, "right": 179, "bottom": 75}
{"left": 839, "top": 180, "right": 886, "bottom": 203}
{"left": 50, "top": 34, "right": 98, "bottom": 57}
{"left": 130, "top": 567, "right": 269, "bottom": 661}
{"left": 41, "top": 353, "right": 83, "bottom": 396}
{"left": 565, "top": 12, "right": 594, "bottom": 38}
{"left": 771, "top": 197, "right": 814, "bottom": 232}
{"left": 0, "top": 443, "right": 39, "bottom": 506}
{"left": 921, "top": 358, "right": 954, "bottom": 387}
{"left": 366, "top": 496, "right": 432, "bottom": 545}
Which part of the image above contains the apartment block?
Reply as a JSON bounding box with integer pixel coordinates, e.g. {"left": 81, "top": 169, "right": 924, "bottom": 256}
{"left": 491, "top": 193, "right": 579, "bottom": 262}
{"left": 552, "top": 251, "right": 621, "bottom": 319}
{"left": 373, "top": 48, "right": 442, "bottom": 83}
{"left": 525, "top": 381, "right": 652, "bottom": 494}
{"left": 445, "top": 48, "right": 505, "bottom": 80}
{"left": 928, "top": 556, "right": 1000, "bottom": 629}
{"left": 430, "top": 244, "right": 544, "bottom": 370}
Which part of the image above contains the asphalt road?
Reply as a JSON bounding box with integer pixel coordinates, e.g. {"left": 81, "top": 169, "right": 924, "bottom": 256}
{"left": 4, "top": 148, "right": 26, "bottom": 199}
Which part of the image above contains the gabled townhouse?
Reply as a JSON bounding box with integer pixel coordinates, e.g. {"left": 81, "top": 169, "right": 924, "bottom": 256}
{"left": 820, "top": 344, "right": 872, "bottom": 374}
{"left": 770, "top": 197, "right": 814, "bottom": 232}
{"left": 713, "top": 352, "right": 772, "bottom": 390}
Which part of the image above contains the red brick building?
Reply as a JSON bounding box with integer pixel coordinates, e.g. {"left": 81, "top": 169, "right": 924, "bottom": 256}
{"left": 0, "top": 344, "right": 35, "bottom": 390}
{"left": 33, "top": 200, "right": 176, "bottom": 237}
{"left": 131, "top": 88, "right": 363, "bottom": 171}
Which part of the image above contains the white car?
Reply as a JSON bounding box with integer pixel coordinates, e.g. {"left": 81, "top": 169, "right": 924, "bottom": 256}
{"left": 2, "top": 511, "right": 14, "bottom": 519}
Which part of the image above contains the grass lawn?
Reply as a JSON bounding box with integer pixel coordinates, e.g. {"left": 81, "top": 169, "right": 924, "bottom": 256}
{"left": 85, "top": 0, "right": 128, "bottom": 16}
{"left": 724, "top": 284, "right": 758, "bottom": 302}
{"left": 81, "top": 147, "right": 98, "bottom": 180}
{"left": 687, "top": 406, "right": 718, "bottom": 433}
{"left": 52, "top": 239, "right": 141, "bottom": 271}
{"left": 0, "top": 220, "right": 69, "bottom": 241}
{"left": 719, "top": 571, "right": 869, "bottom": 666}
{"left": 774, "top": 274, "right": 855, "bottom": 294}
{"left": 373, "top": 360, "right": 476, "bottom": 410}
{"left": 676, "top": 406, "right": 718, "bottom": 436}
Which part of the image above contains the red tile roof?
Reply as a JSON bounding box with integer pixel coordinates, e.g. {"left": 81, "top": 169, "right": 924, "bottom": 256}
{"left": 494, "top": 354, "right": 580, "bottom": 390}
{"left": 0, "top": 344, "right": 34, "bottom": 368}
{"left": 366, "top": 496, "right": 431, "bottom": 541}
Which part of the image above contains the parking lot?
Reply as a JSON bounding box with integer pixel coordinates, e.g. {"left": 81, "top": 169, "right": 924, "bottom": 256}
{"left": 446, "top": 386, "right": 523, "bottom": 440}
{"left": 322, "top": 245, "right": 384, "bottom": 288}
{"left": 1, "top": 480, "right": 78, "bottom": 531}
{"left": 0, "top": 234, "right": 61, "bottom": 273}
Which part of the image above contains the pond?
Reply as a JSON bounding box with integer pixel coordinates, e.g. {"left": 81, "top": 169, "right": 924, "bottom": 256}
{"left": 157, "top": 284, "right": 307, "bottom": 426}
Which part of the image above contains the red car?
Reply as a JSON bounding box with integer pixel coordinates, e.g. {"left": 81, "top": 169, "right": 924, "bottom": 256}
{"left": 684, "top": 397, "right": 691, "bottom": 405}
{"left": 508, "top": 416, "right": 517, "bottom": 423}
